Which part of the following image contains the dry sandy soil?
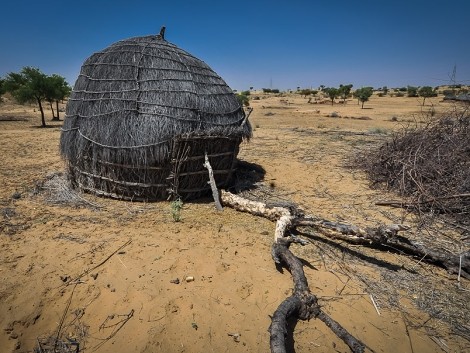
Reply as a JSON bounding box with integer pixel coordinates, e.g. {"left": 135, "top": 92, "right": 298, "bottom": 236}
{"left": 0, "top": 93, "right": 469, "bottom": 353}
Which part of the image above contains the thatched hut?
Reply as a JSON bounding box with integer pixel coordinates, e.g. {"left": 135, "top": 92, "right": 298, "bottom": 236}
{"left": 60, "top": 31, "right": 251, "bottom": 201}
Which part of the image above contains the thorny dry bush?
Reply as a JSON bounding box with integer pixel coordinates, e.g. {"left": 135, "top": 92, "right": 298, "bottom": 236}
{"left": 355, "top": 103, "right": 470, "bottom": 231}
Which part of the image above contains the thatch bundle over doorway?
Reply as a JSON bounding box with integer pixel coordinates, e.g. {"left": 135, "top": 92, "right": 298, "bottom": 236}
{"left": 60, "top": 32, "right": 251, "bottom": 201}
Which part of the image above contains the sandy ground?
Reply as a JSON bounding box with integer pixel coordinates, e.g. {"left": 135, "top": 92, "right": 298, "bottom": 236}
{"left": 0, "top": 93, "right": 469, "bottom": 353}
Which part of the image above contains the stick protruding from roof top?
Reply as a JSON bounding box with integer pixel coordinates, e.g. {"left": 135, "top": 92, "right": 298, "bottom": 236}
{"left": 157, "top": 26, "right": 166, "bottom": 40}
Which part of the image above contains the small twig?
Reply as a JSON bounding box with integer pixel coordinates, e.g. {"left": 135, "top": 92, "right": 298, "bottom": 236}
{"left": 118, "top": 256, "right": 127, "bottom": 269}
{"left": 402, "top": 313, "right": 415, "bottom": 353}
{"left": 429, "top": 336, "right": 449, "bottom": 353}
{"left": 338, "top": 277, "right": 351, "bottom": 296}
{"left": 376, "top": 193, "right": 470, "bottom": 208}
{"left": 91, "top": 309, "right": 134, "bottom": 352}
{"left": 369, "top": 294, "right": 381, "bottom": 316}
{"left": 458, "top": 253, "right": 462, "bottom": 288}
{"left": 148, "top": 313, "right": 166, "bottom": 322}
{"left": 74, "top": 239, "right": 132, "bottom": 281}
{"left": 409, "top": 253, "right": 427, "bottom": 271}
{"left": 55, "top": 283, "right": 79, "bottom": 350}
{"left": 241, "top": 107, "right": 253, "bottom": 126}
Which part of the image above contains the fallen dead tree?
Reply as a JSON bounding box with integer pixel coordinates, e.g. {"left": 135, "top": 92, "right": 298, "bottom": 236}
{"left": 220, "top": 190, "right": 468, "bottom": 353}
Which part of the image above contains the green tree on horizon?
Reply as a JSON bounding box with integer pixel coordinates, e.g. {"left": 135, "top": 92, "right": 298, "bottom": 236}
{"left": 418, "top": 86, "right": 437, "bottom": 106}
{"left": 407, "top": 85, "right": 418, "bottom": 97}
{"left": 299, "top": 88, "right": 318, "bottom": 98}
{"left": 44, "top": 74, "right": 71, "bottom": 121}
{"left": 3, "top": 67, "right": 71, "bottom": 126}
{"left": 0, "top": 78, "right": 5, "bottom": 96}
{"left": 323, "top": 87, "right": 339, "bottom": 105}
{"left": 4, "top": 67, "right": 49, "bottom": 127}
{"left": 338, "top": 84, "right": 353, "bottom": 103}
{"left": 353, "top": 87, "right": 373, "bottom": 109}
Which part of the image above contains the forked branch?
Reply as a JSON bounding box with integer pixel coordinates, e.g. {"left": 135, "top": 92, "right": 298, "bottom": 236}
{"left": 220, "top": 190, "right": 468, "bottom": 352}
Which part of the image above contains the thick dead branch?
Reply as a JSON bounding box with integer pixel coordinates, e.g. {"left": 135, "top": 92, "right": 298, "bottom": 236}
{"left": 221, "top": 190, "right": 290, "bottom": 221}
{"left": 203, "top": 152, "right": 223, "bottom": 211}
{"left": 221, "top": 191, "right": 366, "bottom": 352}
{"left": 221, "top": 190, "right": 292, "bottom": 241}
{"left": 293, "top": 217, "right": 470, "bottom": 278}
{"left": 270, "top": 237, "right": 365, "bottom": 353}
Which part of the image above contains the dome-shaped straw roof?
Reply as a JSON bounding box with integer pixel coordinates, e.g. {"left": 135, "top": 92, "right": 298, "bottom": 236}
{"left": 60, "top": 30, "right": 251, "bottom": 201}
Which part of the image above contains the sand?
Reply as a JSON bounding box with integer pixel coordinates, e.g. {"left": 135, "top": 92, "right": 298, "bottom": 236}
{"left": 0, "top": 93, "right": 468, "bottom": 353}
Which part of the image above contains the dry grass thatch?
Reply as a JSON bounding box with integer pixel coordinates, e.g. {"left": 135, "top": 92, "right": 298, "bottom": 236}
{"left": 356, "top": 105, "right": 470, "bottom": 228}
{"left": 60, "top": 34, "right": 251, "bottom": 201}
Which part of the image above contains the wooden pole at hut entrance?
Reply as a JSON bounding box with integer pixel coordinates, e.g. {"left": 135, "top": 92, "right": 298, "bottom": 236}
{"left": 204, "top": 152, "right": 223, "bottom": 211}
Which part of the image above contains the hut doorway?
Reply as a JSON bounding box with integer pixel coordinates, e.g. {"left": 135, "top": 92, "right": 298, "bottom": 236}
{"left": 168, "top": 136, "right": 241, "bottom": 200}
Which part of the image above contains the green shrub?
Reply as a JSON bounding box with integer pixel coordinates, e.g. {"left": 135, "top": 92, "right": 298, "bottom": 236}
{"left": 237, "top": 92, "right": 250, "bottom": 107}
{"left": 170, "top": 198, "right": 183, "bottom": 222}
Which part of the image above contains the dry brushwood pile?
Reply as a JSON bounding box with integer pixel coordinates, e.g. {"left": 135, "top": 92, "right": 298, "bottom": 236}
{"left": 357, "top": 108, "right": 470, "bottom": 227}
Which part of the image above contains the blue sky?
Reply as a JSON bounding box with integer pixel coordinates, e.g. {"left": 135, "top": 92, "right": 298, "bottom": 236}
{"left": 1, "top": 0, "right": 469, "bottom": 91}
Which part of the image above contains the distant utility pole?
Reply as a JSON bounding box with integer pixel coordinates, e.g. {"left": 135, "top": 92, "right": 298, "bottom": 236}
{"left": 450, "top": 64, "right": 457, "bottom": 94}
{"left": 450, "top": 64, "right": 457, "bottom": 85}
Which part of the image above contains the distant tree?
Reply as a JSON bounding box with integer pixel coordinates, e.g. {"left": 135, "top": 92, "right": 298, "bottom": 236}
{"left": 44, "top": 74, "right": 71, "bottom": 120}
{"left": 382, "top": 86, "right": 388, "bottom": 95}
{"left": 418, "top": 86, "right": 437, "bottom": 106}
{"left": 299, "top": 89, "right": 317, "bottom": 98}
{"left": 353, "top": 87, "right": 373, "bottom": 108}
{"left": 0, "top": 78, "right": 5, "bottom": 102}
{"left": 323, "top": 87, "right": 339, "bottom": 105}
{"left": 319, "top": 84, "right": 325, "bottom": 91}
{"left": 262, "top": 88, "right": 280, "bottom": 93}
{"left": 338, "top": 84, "right": 353, "bottom": 103}
{"left": 407, "top": 86, "right": 418, "bottom": 97}
{"left": 4, "top": 67, "right": 48, "bottom": 127}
